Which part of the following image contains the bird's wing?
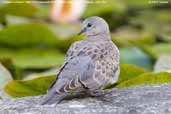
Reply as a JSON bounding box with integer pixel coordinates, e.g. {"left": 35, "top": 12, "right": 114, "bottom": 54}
{"left": 48, "top": 61, "right": 68, "bottom": 91}
{"left": 42, "top": 55, "right": 95, "bottom": 105}
{"left": 65, "top": 41, "right": 82, "bottom": 60}
{"left": 48, "top": 41, "right": 82, "bottom": 91}
{"left": 50, "top": 56, "right": 95, "bottom": 94}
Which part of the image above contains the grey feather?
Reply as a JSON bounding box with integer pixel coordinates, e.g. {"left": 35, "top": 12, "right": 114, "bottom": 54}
{"left": 111, "top": 67, "right": 120, "bottom": 84}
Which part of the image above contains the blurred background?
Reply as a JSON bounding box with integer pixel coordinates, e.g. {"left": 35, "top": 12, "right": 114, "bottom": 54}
{"left": 0, "top": 0, "right": 171, "bottom": 98}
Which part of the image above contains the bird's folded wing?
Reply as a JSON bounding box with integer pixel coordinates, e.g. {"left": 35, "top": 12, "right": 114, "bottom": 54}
{"left": 49, "top": 56, "right": 95, "bottom": 94}
{"left": 48, "top": 41, "right": 81, "bottom": 91}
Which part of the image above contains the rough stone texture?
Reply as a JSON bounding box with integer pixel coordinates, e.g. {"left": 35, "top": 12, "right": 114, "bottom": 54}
{"left": 1, "top": 84, "right": 171, "bottom": 114}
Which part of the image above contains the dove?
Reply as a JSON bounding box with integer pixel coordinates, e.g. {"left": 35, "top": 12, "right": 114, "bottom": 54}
{"left": 41, "top": 16, "right": 120, "bottom": 105}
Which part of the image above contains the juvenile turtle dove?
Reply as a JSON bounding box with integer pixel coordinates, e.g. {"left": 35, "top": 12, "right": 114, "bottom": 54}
{"left": 42, "top": 16, "right": 120, "bottom": 105}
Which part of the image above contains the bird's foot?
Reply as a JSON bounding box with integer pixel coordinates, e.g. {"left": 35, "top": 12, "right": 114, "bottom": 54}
{"left": 88, "top": 90, "right": 106, "bottom": 97}
{"left": 87, "top": 90, "right": 115, "bottom": 104}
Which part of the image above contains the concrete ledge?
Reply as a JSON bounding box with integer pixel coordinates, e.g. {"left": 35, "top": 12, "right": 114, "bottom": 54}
{"left": 1, "top": 84, "right": 171, "bottom": 114}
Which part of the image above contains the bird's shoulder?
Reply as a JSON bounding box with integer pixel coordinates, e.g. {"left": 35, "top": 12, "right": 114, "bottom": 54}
{"left": 66, "top": 40, "right": 119, "bottom": 62}
{"left": 65, "top": 41, "right": 83, "bottom": 58}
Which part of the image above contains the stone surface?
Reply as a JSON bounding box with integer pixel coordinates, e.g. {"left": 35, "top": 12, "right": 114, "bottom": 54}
{"left": 1, "top": 84, "right": 171, "bottom": 114}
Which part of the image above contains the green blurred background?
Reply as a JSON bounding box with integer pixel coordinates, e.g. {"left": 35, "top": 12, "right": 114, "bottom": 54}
{"left": 0, "top": 0, "right": 171, "bottom": 98}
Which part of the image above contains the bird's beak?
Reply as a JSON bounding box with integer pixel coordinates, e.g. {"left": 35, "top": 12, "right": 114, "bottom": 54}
{"left": 77, "top": 27, "right": 87, "bottom": 35}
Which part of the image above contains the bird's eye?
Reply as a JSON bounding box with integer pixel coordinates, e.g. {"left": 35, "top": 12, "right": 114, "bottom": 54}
{"left": 87, "top": 23, "right": 92, "bottom": 27}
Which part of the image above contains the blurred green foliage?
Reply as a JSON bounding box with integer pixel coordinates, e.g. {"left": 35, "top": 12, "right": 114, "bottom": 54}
{"left": 0, "top": 3, "right": 37, "bottom": 17}
{"left": 142, "top": 44, "right": 171, "bottom": 60}
{"left": 4, "top": 75, "right": 55, "bottom": 98}
{"left": 129, "top": 10, "right": 171, "bottom": 42}
{"left": 0, "top": 0, "right": 37, "bottom": 25}
{"left": 0, "top": 23, "right": 57, "bottom": 48}
{"left": 0, "top": 48, "right": 64, "bottom": 69}
{"left": 120, "top": 47, "right": 152, "bottom": 69}
{"left": 111, "top": 27, "right": 156, "bottom": 47}
{"left": 0, "top": 0, "right": 170, "bottom": 98}
{"left": 116, "top": 72, "right": 171, "bottom": 88}
{"left": 118, "top": 64, "right": 146, "bottom": 83}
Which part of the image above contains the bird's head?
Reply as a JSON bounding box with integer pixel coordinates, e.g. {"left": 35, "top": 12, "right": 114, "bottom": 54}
{"left": 78, "top": 16, "right": 110, "bottom": 37}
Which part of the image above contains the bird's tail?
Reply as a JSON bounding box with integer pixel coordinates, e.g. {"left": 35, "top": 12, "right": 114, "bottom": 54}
{"left": 41, "top": 88, "right": 67, "bottom": 105}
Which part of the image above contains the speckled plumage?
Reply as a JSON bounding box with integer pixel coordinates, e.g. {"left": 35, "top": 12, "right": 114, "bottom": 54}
{"left": 42, "top": 16, "right": 120, "bottom": 105}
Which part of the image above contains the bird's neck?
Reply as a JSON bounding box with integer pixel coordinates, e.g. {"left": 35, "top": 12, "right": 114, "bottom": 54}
{"left": 85, "top": 32, "right": 111, "bottom": 42}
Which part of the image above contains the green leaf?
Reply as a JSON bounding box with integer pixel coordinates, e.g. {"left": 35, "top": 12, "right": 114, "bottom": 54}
{"left": 0, "top": 57, "right": 13, "bottom": 69}
{"left": 116, "top": 72, "right": 171, "bottom": 88}
{"left": 142, "top": 44, "right": 171, "bottom": 60}
{"left": 118, "top": 64, "right": 146, "bottom": 83}
{"left": 0, "top": 57, "right": 22, "bottom": 80}
{"left": 125, "top": 0, "right": 152, "bottom": 8}
{"left": 129, "top": 10, "right": 171, "bottom": 43}
{"left": 4, "top": 75, "right": 55, "bottom": 98}
{"left": 111, "top": 26, "right": 156, "bottom": 47}
{"left": 0, "top": 22, "right": 83, "bottom": 53}
{"left": 0, "top": 23, "right": 58, "bottom": 48}
{"left": 82, "top": 0, "right": 113, "bottom": 18}
{"left": 0, "top": 48, "right": 65, "bottom": 69}
{"left": 0, "top": 1, "right": 36, "bottom": 24}
{"left": 104, "top": 64, "right": 146, "bottom": 89}
{"left": 0, "top": 12, "right": 6, "bottom": 24}
{"left": 0, "top": 1, "right": 37, "bottom": 17}
{"left": 35, "top": 4, "right": 50, "bottom": 18}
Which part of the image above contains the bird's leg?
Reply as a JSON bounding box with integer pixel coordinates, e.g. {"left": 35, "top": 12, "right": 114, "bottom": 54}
{"left": 86, "top": 89, "right": 106, "bottom": 97}
{"left": 62, "top": 92, "right": 89, "bottom": 101}
{"left": 86, "top": 89, "right": 115, "bottom": 104}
